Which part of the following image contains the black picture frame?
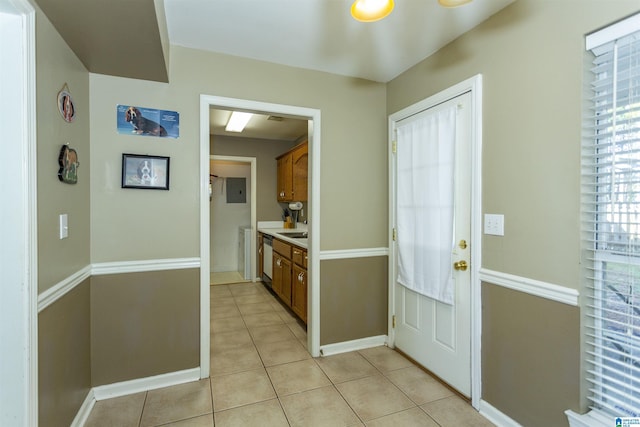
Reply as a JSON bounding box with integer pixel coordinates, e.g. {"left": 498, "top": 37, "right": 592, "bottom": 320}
{"left": 121, "top": 153, "right": 170, "bottom": 190}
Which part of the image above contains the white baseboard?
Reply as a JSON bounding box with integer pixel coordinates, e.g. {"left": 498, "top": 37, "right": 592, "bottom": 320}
{"left": 319, "top": 335, "right": 387, "bottom": 357}
{"left": 92, "top": 367, "right": 201, "bottom": 401}
{"left": 70, "top": 388, "right": 95, "bottom": 427}
{"left": 480, "top": 400, "right": 522, "bottom": 427}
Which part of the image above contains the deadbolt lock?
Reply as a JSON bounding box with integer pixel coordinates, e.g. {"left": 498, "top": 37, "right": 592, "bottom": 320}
{"left": 459, "top": 240, "right": 467, "bottom": 250}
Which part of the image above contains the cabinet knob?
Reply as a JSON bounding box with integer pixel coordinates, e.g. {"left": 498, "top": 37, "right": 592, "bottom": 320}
{"left": 276, "top": 259, "right": 281, "bottom": 267}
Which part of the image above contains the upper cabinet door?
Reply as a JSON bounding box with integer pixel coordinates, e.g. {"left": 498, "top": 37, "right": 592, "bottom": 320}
{"left": 276, "top": 140, "right": 308, "bottom": 202}
{"left": 277, "top": 153, "right": 293, "bottom": 202}
{"left": 292, "top": 142, "right": 308, "bottom": 202}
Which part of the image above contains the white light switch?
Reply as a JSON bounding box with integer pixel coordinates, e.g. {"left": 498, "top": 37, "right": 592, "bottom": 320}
{"left": 484, "top": 214, "right": 504, "bottom": 236}
{"left": 59, "top": 214, "right": 68, "bottom": 239}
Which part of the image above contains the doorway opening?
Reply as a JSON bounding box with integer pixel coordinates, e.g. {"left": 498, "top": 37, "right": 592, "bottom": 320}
{"left": 199, "top": 95, "right": 322, "bottom": 378}
{"left": 209, "top": 155, "right": 257, "bottom": 286}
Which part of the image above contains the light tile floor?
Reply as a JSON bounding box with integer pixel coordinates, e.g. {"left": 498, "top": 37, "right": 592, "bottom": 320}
{"left": 210, "top": 271, "right": 249, "bottom": 286}
{"left": 85, "top": 282, "right": 495, "bottom": 427}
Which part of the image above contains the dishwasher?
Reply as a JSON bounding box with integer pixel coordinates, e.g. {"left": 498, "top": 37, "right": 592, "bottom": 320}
{"left": 262, "top": 234, "right": 273, "bottom": 288}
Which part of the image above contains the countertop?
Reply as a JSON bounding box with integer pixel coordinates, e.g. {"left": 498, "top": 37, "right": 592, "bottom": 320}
{"left": 258, "top": 227, "right": 308, "bottom": 249}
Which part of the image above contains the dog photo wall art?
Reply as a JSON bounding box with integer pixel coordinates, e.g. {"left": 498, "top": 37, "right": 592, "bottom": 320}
{"left": 117, "top": 105, "right": 180, "bottom": 138}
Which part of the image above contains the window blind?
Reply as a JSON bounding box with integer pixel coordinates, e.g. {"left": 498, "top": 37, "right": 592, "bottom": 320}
{"left": 584, "top": 15, "right": 640, "bottom": 418}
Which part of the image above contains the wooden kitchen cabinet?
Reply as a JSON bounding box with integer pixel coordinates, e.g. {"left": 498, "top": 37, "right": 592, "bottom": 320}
{"left": 269, "top": 237, "right": 307, "bottom": 324}
{"left": 276, "top": 141, "right": 308, "bottom": 202}
{"left": 276, "top": 153, "right": 293, "bottom": 202}
{"left": 291, "top": 143, "right": 308, "bottom": 202}
{"left": 292, "top": 246, "right": 307, "bottom": 269}
{"left": 272, "top": 238, "right": 292, "bottom": 306}
{"left": 291, "top": 247, "right": 307, "bottom": 323}
{"left": 279, "top": 256, "right": 292, "bottom": 304}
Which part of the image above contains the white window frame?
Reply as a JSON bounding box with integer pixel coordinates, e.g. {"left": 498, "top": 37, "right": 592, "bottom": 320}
{"left": 568, "top": 12, "right": 640, "bottom": 427}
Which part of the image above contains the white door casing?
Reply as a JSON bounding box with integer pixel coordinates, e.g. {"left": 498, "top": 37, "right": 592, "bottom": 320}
{"left": 200, "top": 95, "right": 322, "bottom": 377}
{"left": 0, "top": 1, "right": 38, "bottom": 425}
{"left": 388, "top": 75, "right": 483, "bottom": 408}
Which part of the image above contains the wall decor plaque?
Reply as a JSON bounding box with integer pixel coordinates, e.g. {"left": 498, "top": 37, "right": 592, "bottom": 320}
{"left": 57, "top": 83, "right": 75, "bottom": 123}
{"left": 58, "top": 144, "right": 79, "bottom": 184}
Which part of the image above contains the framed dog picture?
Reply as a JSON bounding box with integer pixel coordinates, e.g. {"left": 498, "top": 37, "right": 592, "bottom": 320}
{"left": 121, "top": 153, "right": 170, "bottom": 190}
{"left": 116, "top": 105, "right": 179, "bottom": 138}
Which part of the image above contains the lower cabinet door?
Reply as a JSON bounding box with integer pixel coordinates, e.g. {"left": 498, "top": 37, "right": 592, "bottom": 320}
{"left": 292, "top": 264, "right": 307, "bottom": 324}
{"left": 280, "top": 257, "right": 292, "bottom": 307}
{"left": 272, "top": 254, "right": 283, "bottom": 297}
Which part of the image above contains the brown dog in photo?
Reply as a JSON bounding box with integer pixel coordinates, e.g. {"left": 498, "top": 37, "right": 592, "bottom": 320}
{"left": 125, "top": 106, "right": 168, "bottom": 136}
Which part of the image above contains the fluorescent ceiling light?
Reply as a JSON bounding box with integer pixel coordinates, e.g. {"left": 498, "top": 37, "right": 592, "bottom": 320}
{"left": 225, "top": 111, "right": 253, "bottom": 132}
{"left": 351, "top": 0, "right": 394, "bottom": 22}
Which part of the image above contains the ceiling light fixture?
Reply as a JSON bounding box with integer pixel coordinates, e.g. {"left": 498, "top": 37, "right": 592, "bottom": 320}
{"left": 438, "top": 0, "right": 473, "bottom": 7}
{"left": 225, "top": 111, "right": 252, "bottom": 132}
{"left": 350, "top": 0, "right": 394, "bottom": 22}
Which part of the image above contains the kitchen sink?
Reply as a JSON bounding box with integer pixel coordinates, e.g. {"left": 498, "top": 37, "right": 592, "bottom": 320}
{"left": 279, "top": 232, "right": 308, "bottom": 238}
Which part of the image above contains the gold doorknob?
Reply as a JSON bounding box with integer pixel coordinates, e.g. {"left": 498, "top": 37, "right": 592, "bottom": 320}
{"left": 454, "top": 260, "right": 468, "bottom": 271}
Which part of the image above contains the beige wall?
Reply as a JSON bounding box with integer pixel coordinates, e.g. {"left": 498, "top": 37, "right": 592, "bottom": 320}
{"left": 38, "top": 280, "right": 91, "bottom": 427}
{"left": 212, "top": 135, "right": 298, "bottom": 221}
{"left": 90, "top": 269, "right": 200, "bottom": 385}
{"left": 90, "top": 46, "right": 388, "bottom": 261}
{"left": 34, "top": 2, "right": 638, "bottom": 424}
{"left": 36, "top": 1, "right": 91, "bottom": 293}
{"left": 34, "top": 3, "right": 92, "bottom": 426}
{"left": 89, "top": 73, "right": 197, "bottom": 262}
{"left": 387, "top": 0, "right": 640, "bottom": 423}
{"left": 84, "top": 40, "right": 387, "bottom": 400}
{"left": 388, "top": 0, "right": 639, "bottom": 288}
{"left": 320, "top": 257, "right": 388, "bottom": 345}
{"left": 482, "top": 283, "right": 580, "bottom": 427}
{"left": 86, "top": 49, "right": 389, "bottom": 385}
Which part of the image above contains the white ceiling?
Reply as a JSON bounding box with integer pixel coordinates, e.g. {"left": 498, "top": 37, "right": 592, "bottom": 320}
{"left": 164, "top": 0, "right": 514, "bottom": 83}
{"left": 210, "top": 109, "right": 309, "bottom": 141}
{"left": 165, "top": 0, "right": 514, "bottom": 140}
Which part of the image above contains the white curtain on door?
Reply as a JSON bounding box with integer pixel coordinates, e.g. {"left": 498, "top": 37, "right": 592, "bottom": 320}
{"left": 396, "top": 105, "right": 457, "bottom": 305}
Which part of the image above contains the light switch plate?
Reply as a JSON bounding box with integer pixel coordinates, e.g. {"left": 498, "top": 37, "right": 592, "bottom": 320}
{"left": 484, "top": 213, "right": 504, "bottom": 236}
{"left": 59, "top": 214, "right": 68, "bottom": 239}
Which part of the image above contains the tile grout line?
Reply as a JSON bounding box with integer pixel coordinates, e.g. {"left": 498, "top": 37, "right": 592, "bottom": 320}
{"left": 211, "top": 282, "right": 295, "bottom": 425}
{"left": 137, "top": 391, "right": 148, "bottom": 427}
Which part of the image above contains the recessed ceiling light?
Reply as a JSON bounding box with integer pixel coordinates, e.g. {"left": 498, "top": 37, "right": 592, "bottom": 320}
{"left": 351, "top": 0, "right": 394, "bottom": 22}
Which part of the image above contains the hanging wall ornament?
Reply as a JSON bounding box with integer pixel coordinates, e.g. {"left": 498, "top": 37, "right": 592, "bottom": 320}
{"left": 57, "top": 83, "right": 75, "bottom": 123}
{"left": 58, "top": 144, "right": 79, "bottom": 184}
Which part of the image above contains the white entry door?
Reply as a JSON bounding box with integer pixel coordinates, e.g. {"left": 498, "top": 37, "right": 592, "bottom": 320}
{"left": 391, "top": 91, "right": 472, "bottom": 397}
